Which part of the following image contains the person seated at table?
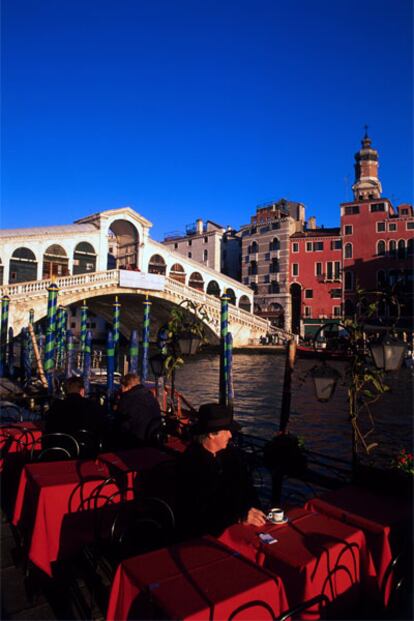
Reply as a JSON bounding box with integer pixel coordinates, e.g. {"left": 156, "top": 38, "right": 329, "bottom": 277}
{"left": 113, "top": 372, "right": 162, "bottom": 448}
{"left": 176, "top": 403, "right": 266, "bottom": 539}
{"left": 45, "top": 376, "right": 107, "bottom": 454}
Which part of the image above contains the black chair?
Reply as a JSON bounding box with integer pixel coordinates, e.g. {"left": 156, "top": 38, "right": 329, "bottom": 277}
{"left": 74, "top": 428, "right": 103, "bottom": 459}
{"left": 277, "top": 593, "right": 329, "bottom": 621}
{"left": 380, "top": 546, "right": 413, "bottom": 619}
{"left": 0, "top": 401, "right": 24, "bottom": 424}
{"left": 1, "top": 426, "right": 37, "bottom": 459}
{"left": 32, "top": 432, "right": 80, "bottom": 461}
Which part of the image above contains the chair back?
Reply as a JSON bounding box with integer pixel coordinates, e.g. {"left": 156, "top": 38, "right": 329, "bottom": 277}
{"left": 68, "top": 476, "right": 122, "bottom": 513}
{"left": 74, "top": 428, "right": 103, "bottom": 459}
{"left": 33, "top": 432, "right": 80, "bottom": 462}
{"left": 1, "top": 426, "right": 37, "bottom": 459}
{"left": 0, "top": 402, "right": 24, "bottom": 424}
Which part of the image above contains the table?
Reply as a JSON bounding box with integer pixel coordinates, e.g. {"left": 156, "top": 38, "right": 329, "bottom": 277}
{"left": 305, "top": 484, "right": 412, "bottom": 605}
{"left": 106, "top": 536, "right": 289, "bottom": 621}
{"left": 12, "top": 459, "right": 116, "bottom": 576}
{"left": 0, "top": 422, "right": 42, "bottom": 471}
{"left": 218, "top": 507, "right": 378, "bottom": 620}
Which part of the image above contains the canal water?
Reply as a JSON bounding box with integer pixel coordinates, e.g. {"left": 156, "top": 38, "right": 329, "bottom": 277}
{"left": 174, "top": 352, "right": 413, "bottom": 471}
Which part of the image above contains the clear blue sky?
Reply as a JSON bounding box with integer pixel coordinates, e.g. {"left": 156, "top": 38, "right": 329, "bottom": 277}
{"left": 1, "top": 0, "right": 412, "bottom": 240}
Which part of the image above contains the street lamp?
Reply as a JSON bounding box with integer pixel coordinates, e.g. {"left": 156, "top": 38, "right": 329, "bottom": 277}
{"left": 310, "top": 362, "right": 341, "bottom": 402}
{"left": 177, "top": 332, "right": 202, "bottom": 355}
{"left": 369, "top": 334, "right": 407, "bottom": 372}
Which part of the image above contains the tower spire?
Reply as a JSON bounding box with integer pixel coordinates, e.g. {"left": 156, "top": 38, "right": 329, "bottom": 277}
{"left": 351, "top": 130, "right": 382, "bottom": 201}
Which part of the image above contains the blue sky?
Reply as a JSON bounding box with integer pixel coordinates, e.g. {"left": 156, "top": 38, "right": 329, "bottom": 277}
{"left": 2, "top": 0, "right": 412, "bottom": 240}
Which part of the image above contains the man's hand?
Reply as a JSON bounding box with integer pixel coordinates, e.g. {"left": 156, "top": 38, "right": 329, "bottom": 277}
{"left": 243, "top": 507, "right": 267, "bottom": 527}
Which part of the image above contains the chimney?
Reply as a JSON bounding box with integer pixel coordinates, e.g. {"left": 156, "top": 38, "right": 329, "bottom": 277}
{"left": 308, "top": 216, "right": 316, "bottom": 230}
{"left": 196, "top": 218, "right": 203, "bottom": 235}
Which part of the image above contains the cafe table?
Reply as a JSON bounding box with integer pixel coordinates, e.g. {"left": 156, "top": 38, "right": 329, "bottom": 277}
{"left": 218, "top": 507, "right": 378, "bottom": 620}
{"left": 106, "top": 536, "right": 289, "bottom": 621}
{"left": 12, "top": 458, "right": 117, "bottom": 576}
{"left": 97, "top": 447, "right": 175, "bottom": 492}
{"left": 0, "top": 421, "right": 42, "bottom": 471}
{"left": 304, "top": 484, "right": 412, "bottom": 605}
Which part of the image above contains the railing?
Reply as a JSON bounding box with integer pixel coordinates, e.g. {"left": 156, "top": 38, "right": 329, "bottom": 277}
{"left": 0, "top": 269, "right": 119, "bottom": 297}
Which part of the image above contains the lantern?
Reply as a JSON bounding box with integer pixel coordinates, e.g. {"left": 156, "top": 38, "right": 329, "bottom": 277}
{"left": 311, "top": 363, "right": 341, "bottom": 402}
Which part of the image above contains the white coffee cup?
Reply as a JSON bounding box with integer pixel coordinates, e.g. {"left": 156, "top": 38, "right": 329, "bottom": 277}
{"left": 267, "top": 507, "right": 284, "bottom": 523}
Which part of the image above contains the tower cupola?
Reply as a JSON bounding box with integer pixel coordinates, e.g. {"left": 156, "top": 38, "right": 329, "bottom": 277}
{"left": 352, "top": 128, "right": 382, "bottom": 201}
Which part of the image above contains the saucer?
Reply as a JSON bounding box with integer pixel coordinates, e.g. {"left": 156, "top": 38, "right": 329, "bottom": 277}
{"left": 268, "top": 517, "right": 289, "bottom": 526}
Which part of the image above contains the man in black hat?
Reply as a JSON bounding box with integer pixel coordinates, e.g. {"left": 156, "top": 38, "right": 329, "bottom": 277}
{"left": 176, "top": 403, "right": 266, "bottom": 539}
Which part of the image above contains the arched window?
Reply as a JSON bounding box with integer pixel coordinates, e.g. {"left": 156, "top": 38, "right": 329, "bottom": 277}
{"left": 270, "top": 258, "right": 279, "bottom": 274}
{"left": 10, "top": 247, "right": 38, "bottom": 283}
{"left": 397, "top": 239, "right": 406, "bottom": 260}
{"left": 250, "top": 282, "right": 258, "bottom": 294}
{"left": 148, "top": 254, "right": 166, "bottom": 275}
{"left": 108, "top": 219, "right": 139, "bottom": 269}
{"left": 43, "top": 244, "right": 69, "bottom": 279}
{"left": 225, "top": 288, "right": 236, "bottom": 305}
{"left": 239, "top": 295, "right": 251, "bottom": 312}
{"left": 249, "top": 260, "right": 258, "bottom": 276}
{"left": 203, "top": 249, "right": 208, "bottom": 262}
{"left": 344, "top": 243, "right": 353, "bottom": 259}
{"left": 377, "top": 240, "right": 386, "bottom": 256}
{"left": 250, "top": 241, "right": 259, "bottom": 254}
{"left": 407, "top": 238, "right": 414, "bottom": 257}
{"left": 269, "top": 280, "right": 280, "bottom": 294}
{"left": 389, "top": 240, "right": 397, "bottom": 257}
{"left": 377, "top": 270, "right": 386, "bottom": 287}
{"left": 169, "top": 263, "right": 186, "bottom": 284}
{"left": 344, "top": 270, "right": 353, "bottom": 291}
{"left": 188, "top": 271, "right": 204, "bottom": 291}
{"left": 344, "top": 299, "right": 354, "bottom": 317}
{"left": 73, "top": 242, "right": 96, "bottom": 274}
{"left": 206, "top": 280, "right": 220, "bottom": 297}
{"left": 269, "top": 237, "right": 279, "bottom": 251}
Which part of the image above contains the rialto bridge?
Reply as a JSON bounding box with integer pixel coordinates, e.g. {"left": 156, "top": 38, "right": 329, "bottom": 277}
{"left": 0, "top": 207, "right": 291, "bottom": 345}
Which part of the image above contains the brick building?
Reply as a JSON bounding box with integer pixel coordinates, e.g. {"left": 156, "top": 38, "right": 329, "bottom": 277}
{"left": 341, "top": 133, "right": 414, "bottom": 325}
{"left": 240, "top": 199, "right": 305, "bottom": 329}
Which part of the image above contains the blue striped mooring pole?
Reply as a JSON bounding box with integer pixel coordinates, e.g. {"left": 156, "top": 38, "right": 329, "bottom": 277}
{"left": 141, "top": 297, "right": 151, "bottom": 385}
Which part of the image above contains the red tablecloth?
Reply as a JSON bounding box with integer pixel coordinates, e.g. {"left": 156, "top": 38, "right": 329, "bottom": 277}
{"left": 0, "top": 422, "right": 42, "bottom": 471}
{"left": 98, "top": 447, "right": 173, "bottom": 487}
{"left": 12, "top": 459, "right": 115, "bottom": 576}
{"left": 106, "top": 536, "right": 289, "bottom": 621}
{"left": 218, "top": 507, "right": 378, "bottom": 620}
{"left": 305, "top": 484, "right": 412, "bottom": 605}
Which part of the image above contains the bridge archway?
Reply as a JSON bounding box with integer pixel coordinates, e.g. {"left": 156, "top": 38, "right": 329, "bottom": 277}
{"left": 43, "top": 245, "right": 69, "bottom": 279}
{"left": 73, "top": 242, "right": 97, "bottom": 274}
{"left": 107, "top": 219, "right": 139, "bottom": 270}
{"left": 206, "top": 280, "right": 220, "bottom": 298}
{"left": 10, "top": 247, "right": 38, "bottom": 283}
{"left": 148, "top": 254, "right": 166, "bottom": 275}
{"left": 239, "top": 295, "right": 251, "bottom": 312}
{"left": 169, "top": 263, "right": 186, "bottom": 284}
{"left": 226, "top": 288, "right": 236, "bottom": 305}
{"left": 188, "top": 271, "right": 204, "bottom": 291}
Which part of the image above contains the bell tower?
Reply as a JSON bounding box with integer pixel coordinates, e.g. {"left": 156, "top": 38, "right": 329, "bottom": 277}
{"left": 352, "top": 128, "right": 382, "bottom": 201}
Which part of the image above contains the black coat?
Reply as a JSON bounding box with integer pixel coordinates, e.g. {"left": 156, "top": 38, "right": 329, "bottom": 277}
{"left": 176, "top": 442, "right": 259, "bottom": 539}
{"left": 115, "top": 384, "right": 161, "bottom": 445}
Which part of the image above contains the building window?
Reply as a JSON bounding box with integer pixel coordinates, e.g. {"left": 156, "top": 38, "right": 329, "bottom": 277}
{"left": 243, "top": 277, "right": 249, "bottom": 285}
{"left": 306, "top": 242, "right": 312, "bottom": 252}
{"left": 334, "top": 261, "right": 341, "bottom": 279}
{"left": 271, "top": 221, "right": 280, "bottom": 230}
{"left": 370, "top": 203, "right": 385, "bottom": 212}
{"left": 188, "top": 239, "right": 192, "bottom": 246}
{"left": 344, "top": 225, "right": 353, "bottom": 235}
{"left": 269, "top": 280, "right": 280, "bottom": 294}
{"left": 292, "top": 263, "right": 299, "bottom": 277}
{"left": 249, "top": 260, "right": 258, "bottom": 276}
{"left": 326, "top": 262, "right": 333, "bottom": 280}
{"left": 292, "top": 242, "right": 299, "bottom": 253}
{"left": 333, "top": 306, "right": 341, "bottom": 317}
{"left": 264, "top": 274, "right": 270, "bottom": 283}
{"left": 304, "top": 306, "right": 312, "bottom": 318}
{"left": 398, "top": 240, "right": 406, "bottom": 259}
{"left": 315, "top": 262, "right": 322, "bottom": 277}
{"left": 203, "top": 250, "right": 208, "bottom": 261}
{"left": 389, "top": 240, "right": 397, "bottom": 257}
{"left": 313, "top": 242, "right": 324, "bottom": 251}
{"left": 344, "top": 243, "right": 353, "bottom": 259}
{"left": 71, "top": 322, "right": 76, "bottom": 329}
{"left": 376, "top": 221, "right": 386, "bottom": 232}
{"left": 388, "top": 223, "right": 397, "bottom": 232}
{"left": 204, "top": 236, "right": 208, "bottom": 243}
{"left": 331, "top": 240, "right": 342, "bottom": 250}
{"left": 407, "top": 222, "right": 414, "bottom": 230}
{"left": 344, "top": 205, "right": 359, "bottom": 215}
{"left": 174, "top": 243, "right": 178, "bottom": 249}
{"left": 71, "top": 308, "right": 77, "bottom": 317}
{"left": 188, "top": 252, "right": 192, "bottom": 258}
{"left": 377, "top": 240, "right": 386, "bottom": 256}
{"left": 331, "top": 289, "right": 341, "bottom": 298}
{"left": 344, "top": 271, "right": 353, "bottom": 290}
{"left": 264, "top": 253, "right": 270, "bottom": 261}
{"left": 304, "top": 289, "right": 313, "bottom": 299}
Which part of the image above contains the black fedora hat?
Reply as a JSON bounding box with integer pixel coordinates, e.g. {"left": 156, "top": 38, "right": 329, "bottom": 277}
{"left": 191, "top": 403, "right": 241, "bottom": 435}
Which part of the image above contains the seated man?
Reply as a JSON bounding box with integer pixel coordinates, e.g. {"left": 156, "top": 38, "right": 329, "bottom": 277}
{"left": 114, "top": 372, "right": 162, "bottom": 448}
{"left": 45, "top": 376, "right": 107, "bottom": 454}
{"left": 176, "top": 403, "right": 266, "bottom": 539}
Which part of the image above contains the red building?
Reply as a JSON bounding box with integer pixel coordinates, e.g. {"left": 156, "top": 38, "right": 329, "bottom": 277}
{"left": 289, "top": 221, "right": 342, "bottom": 336}
{"left": 341, "top": 133, "right": 414, "bottom": 325}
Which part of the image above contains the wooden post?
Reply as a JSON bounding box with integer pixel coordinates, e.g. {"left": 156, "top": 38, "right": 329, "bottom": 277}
{"left": 279, "top": 338, "right": 297, "bottom": 432}
{"left": 28, "top": 323, "right": 48, "bottom": 389}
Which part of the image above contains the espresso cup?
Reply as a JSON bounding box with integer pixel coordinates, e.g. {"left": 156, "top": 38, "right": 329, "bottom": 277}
{"left": 267, "top": 507, "right": 284, "bottom": 523}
